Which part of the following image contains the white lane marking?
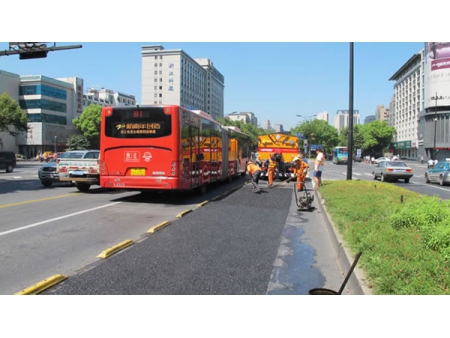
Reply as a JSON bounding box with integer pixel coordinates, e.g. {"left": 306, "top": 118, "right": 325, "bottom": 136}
{"left": 0, "top": 202, "right": 121, "bottom": 237}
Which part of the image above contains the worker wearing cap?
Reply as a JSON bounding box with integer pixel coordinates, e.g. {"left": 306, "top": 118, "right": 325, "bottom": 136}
{"left": 246, "top": 160, "right": 262, "bottom": 193}
{"left": 293, "top": 152, "right": 309, "bottom": 191}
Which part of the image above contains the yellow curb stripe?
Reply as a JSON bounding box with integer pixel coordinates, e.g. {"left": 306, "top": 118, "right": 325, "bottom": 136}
{"left": 147, "top": 221, "right": 171, "bottom": 233}
{"left": 15, "top": 274, "right": 67, "bottom": 295}
{"left": 197, "top": 200, "right": 209, "bottom": 207}
{"left": 97, "top": 239, "right": 134, "bottom": 259}
{"left": 176, "top": 209, "right": 192, "bottom": 218}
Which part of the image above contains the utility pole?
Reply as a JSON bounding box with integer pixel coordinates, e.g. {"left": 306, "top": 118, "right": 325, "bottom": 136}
{"left": 347, "top": 42, "right": 354, "bottom": 180}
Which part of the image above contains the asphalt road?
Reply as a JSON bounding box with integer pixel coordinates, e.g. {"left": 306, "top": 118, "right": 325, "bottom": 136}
{"left": 41, "top": 180, "right": 345, "bottom": 295}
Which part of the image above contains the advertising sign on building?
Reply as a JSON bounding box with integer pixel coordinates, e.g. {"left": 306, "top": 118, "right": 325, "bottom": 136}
{"left": 424, "top": 42, "right": 450, "bottom": 109}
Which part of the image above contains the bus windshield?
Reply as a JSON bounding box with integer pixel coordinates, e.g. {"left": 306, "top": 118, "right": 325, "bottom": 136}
{"left": 333, "top": 147, "right": 348, "bottom": 164}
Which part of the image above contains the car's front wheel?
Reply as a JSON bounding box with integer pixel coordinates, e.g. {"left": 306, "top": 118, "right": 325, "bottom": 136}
{"left": 41, "top": 180, "right": 52, "bottom": 187}
{"left": 425, "top": 173, "right": 430, "bottom": 183}
{"left": 440, "top": 175, "right": 445, "bottom": 186}
{"left": 372, "top": 172, "right": 377, "bottom": 180}
{"left": 381, "top": 174, "right": 385, "bottom": 182}
{"left": 6, "top": 164, "right": 14, "bottom": 173}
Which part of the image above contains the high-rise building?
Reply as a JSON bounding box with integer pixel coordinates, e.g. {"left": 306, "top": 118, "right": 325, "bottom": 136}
{"left": 389, "top": 49, "right": 423, "bottom": 159}
{"left": 364, "top": 115, "right": 376, "bottom": 124}
{"left": 334, "top": 110, "right": 360, "bottom": 132}
{"left": 375, "top": 105, "right": 390, "bottom": 122}
{"left": 225, "top": 111, "right": 258, "bottom": 127}
{"left": 316, "top": 111, "right": 329, "bottom": 124}
{"left": 141, "top": 45, "right": 225, "bottom": 121}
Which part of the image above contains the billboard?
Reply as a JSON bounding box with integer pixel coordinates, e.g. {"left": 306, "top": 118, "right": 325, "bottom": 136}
{"left": 424, "top": 42, "right": 450, "bottom": 109}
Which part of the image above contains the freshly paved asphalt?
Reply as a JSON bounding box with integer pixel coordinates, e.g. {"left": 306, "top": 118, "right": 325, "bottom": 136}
{"left": 41, "top": 178, "right": 368, "bottom": 295}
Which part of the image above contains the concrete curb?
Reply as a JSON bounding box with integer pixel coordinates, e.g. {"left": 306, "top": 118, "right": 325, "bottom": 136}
{"left": 315, "top": 189, "right": 373, "bottom": 295}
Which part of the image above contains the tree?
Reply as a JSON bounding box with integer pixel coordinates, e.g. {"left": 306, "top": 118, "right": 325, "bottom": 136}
{"left": 66, "top": 134, "right": 91, "bottom": 150}
{"left": 292, "top": 119, "right": 339, "bottom": 153}
{"left": 338, "top": 125, "right": 364, "bottom": 154}
{"left": 72, "top": 104, "right": 102, "bottom": 149}
{"left": 0, "top": 92, "right": 29, "bottom": 136}
{"left": 359, "top": 120, "right": 396, "bottom": 156}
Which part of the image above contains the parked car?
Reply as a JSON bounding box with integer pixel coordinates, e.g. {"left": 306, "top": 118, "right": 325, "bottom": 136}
{"left": 425, "top": 160, "right": 450, "bottom": 186}
{"left": 372, "top": 160, "right": 414, "bottom": 183}
{"left": 373, "top": 157, "right": 390, "bottom": 164}
{"left": 0, "top": 151, "right": 16, "bottom": 173}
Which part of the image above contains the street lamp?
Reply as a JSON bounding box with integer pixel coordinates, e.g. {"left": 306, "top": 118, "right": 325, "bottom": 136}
{"left": 54, "top": 135, "right": 57, "bottom": 153}
{"left": 431, "top": 93, "right": 444, "bottom": 160}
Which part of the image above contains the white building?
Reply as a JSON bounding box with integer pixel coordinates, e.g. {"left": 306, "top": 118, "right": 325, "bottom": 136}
{"left": 316, "top": 111, "right": 329, "bottom": 123}
{"left": 141, "top": 45, "right": 225, "bottom": 121}
{"left": 389, "top": 49, "right": 424, "bottom": 159}
{"left": 334, "top": 110, "right": 360, "bottom": 132}
{"left": 83, "top": 87, "right": 136, "bottom": 108}
{"left": 225, "top": 111, "right": 258, "bottom": 127}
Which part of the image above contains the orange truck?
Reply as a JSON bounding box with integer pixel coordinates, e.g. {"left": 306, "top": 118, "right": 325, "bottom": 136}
{"left": 257, "top": 133, "right": 300, "bottom": 180}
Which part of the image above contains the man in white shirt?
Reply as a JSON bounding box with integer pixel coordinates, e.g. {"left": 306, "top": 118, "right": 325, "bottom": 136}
{"left": 313, "top": 146, "right": 325, "bottom": 190}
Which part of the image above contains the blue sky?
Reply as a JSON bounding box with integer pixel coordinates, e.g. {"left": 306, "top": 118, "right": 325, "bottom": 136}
{"left": 0, "top": 42, "right": 425, "bottom": 130}
{"left": 0, "top": 2, "right": 438, "bottom": 132}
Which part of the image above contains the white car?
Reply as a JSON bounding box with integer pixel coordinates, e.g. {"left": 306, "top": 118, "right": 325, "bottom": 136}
{"left": 373, "top": 157, "right": 390, "bottom": 164}
{"left": 372, "top": 160, "right": 414, "bottom": 183}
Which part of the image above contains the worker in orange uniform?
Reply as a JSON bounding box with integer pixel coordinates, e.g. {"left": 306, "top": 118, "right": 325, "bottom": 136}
{"left": 246, "top": 160, "right": 262, "bottom": 193}
{"left": 267, "top": 153, "right": 278, "bottom": 187}
{"left": 293, "top": 153, "right": 309, "bottom": 191}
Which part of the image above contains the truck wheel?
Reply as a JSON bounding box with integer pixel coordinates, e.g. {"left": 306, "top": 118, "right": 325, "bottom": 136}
{"left": 75, "top": 182, "right": 91, "bottom": 192}
{"left": 41, "top": 181, "right": 52, "bottom": 187}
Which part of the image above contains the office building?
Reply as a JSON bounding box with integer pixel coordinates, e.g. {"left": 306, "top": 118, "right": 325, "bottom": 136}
{"left": 334, "top": 110, "right": 360, "bottom": 132}
{"left": 375, "top": 105, "right": 390, "bottom": 122}
{"left": 141, "top": 45, "right": 225, "bottom": 121}
{"left": 316, "top": 111, "right": 329, "bottom": 124}
{"left": 0, "top": 69, "right": 136, "bottom": 157}
{"left": 389, "top": 49, "right": 424, "bottom": 159}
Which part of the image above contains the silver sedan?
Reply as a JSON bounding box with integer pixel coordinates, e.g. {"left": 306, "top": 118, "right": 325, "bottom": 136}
{"left": 372, "top": 160, "right": 414, "bottom": 183}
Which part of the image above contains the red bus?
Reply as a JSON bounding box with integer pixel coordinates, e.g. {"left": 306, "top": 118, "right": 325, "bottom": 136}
{"left": 99, "top": 105, "right": 251, "bottom": 193}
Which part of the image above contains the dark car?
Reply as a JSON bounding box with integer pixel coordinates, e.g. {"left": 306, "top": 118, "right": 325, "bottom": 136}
{"left": 425, "top": 160, "right": 450, "bottom": 186}
{"left": 0, "top": 151, "right": 16, "bottom": 173}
